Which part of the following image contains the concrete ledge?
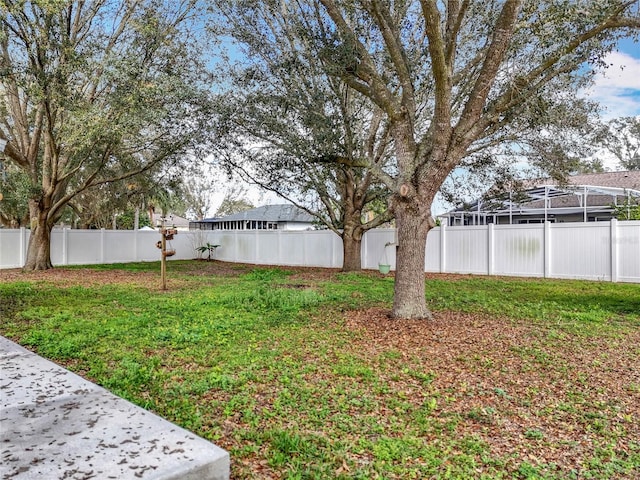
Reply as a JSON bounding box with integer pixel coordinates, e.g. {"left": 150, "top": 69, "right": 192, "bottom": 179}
{"left": 0, "top": 337, "right": 230, "bottom": 480}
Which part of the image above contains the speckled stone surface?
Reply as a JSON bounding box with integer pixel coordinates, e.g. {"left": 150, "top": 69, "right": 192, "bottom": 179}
{"left": 0, "top": 337, "right": 229, "bottom": 480}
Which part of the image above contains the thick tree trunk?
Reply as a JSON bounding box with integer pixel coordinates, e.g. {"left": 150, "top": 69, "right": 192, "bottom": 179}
{"left": 23, "top": 202, "right": 54, "bottom": 271}
{"left": 391, "top": 198, "right": 434, "bottom": 319}
{"left": 342, "top": 229, "right": 362, "bottom": 272}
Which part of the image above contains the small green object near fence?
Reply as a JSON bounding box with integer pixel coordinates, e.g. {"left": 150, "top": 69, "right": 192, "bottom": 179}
{"left": 197, "top": 243, "right": 221, "bottom": 261}
{"left": 378, "top": 241, "right": 394, "bottom": 274}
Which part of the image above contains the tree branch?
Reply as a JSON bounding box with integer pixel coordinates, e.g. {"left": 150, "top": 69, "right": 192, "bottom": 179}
{"left": 455, "top": 0, "right": 523, "bottom": 139}
{"left": 318, "top": 0, "right": 397, "bottom": 116}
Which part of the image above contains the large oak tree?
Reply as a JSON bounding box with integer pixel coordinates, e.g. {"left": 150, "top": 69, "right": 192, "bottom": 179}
{"left": 211, "top": 0, "right": 394, "bottom": 271}
{"left": 264, "top": 0, "right": 639, "bottom": 318}
{"left": 0, "top": 0, "right": 211, "bottom": 270}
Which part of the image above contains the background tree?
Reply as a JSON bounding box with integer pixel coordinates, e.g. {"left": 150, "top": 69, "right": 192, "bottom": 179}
{"left": 259, "top": 0, "right": 639, "bottom": 318}
{"left": 211, "top": 1, "right": 394, "bottom": 271}
{"left": 114, "top": 210, "right": 151, "bottom": 230}
{"left": 182, "top": 169, "right": 217, "bottom": 221}
{"left": 65, "top": 182, "right": 130, "bottom": 229}
{"left": 596, "top": 116, "right": 640, "bottom": 170}
{"left": 66, "top": 167, "right": 183, "bottom": 229}
{"left": 0, "top": 162, "right": 30, "bottom": 227}
{"left": 612, "top": 197, "right": 640, "bottom": 220}
{"left": 0, "top": 0, "right": 211, "bottom": 269}
{"left": 214, "top": 184, "right": 255, "bottom": 217}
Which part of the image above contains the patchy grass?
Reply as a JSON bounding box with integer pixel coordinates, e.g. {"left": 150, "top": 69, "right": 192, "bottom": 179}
{"left": 1, "top": 261, "right": 639, "bottom": 479}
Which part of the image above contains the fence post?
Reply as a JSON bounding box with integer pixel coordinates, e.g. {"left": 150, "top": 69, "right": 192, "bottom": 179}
{"left": 134, "top": 228, "right": 138, "bottom": 262}
{"left": 488, "top": 224, "right": 495, "bottom": 276}
{"left": 610, "top": 219, "right": 618, "bottom": 283}
{"left": 233, "top": 231, "right": 238, "bottom": 263}
{"left": 62, "top": 228, "right": 68, "bottom": 266}
{"left": 20, "top": 227, "right": 26, "bottom": 268}
{"left": 544, "top": 222, "right": 551, "bottom": 278}
{"left": 302, "top": 231, "right": 307, "bottom": 266}
{"left": 255, "top": 229, "right": 259, "bottom": 264}
{"left": 100, "top": 228, "right": 105, "bottom": 264}
{"left": 330, "top": 231, "right": 335, "bottom": 268}
{"left": 362, "top": 230, "right": 368, "bottom": 269}
{"left": 440, "top": 223, "right": 447, "bottom": 273}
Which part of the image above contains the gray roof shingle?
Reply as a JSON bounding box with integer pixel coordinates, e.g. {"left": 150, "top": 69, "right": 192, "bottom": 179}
{"left": 201, "top": 204, "right": 314, "bottom": 223}
{"left": 533, "top": 170, "right": 640, "bottom": 190}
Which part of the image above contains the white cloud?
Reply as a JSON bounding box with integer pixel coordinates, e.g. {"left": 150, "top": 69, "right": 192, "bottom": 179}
{"left": 582, "top": 51, "right": 640, "bottom": 119}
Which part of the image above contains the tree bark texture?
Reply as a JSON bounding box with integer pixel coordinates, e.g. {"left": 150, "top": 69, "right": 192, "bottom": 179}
{"left": 23, "top": 201, "right": 53, "bottom": 271}
{"left": 341, "top": 226, "right": 362, "bottom": 272}
{"left": 391, "top": 198, "right": 433, "bottom": 319}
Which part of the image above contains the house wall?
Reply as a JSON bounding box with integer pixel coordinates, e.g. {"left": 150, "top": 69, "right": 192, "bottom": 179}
{"left": 189, "top": 221, "right": 314, "bottom": 231}
{"left": 279, "top": 222, "right": 313, "bottom": 231}
{"left": 1, "top": 221, "right": 639, "bottom": 283}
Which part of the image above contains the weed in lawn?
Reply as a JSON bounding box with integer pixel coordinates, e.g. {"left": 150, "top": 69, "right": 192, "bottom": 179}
{"left": 323, "top": 273, "right": 394, "bottom": 308}
{"left": 380, "top": 349, "right": 402, "bottom": 360}
{"left": 22, "top": 329, "right": 83, "bottom": 360}
{"left": 585, "top": 442, "right": 640, "bottom": 478}
{"left": 493, "top": 387, "right": 509, "bottom": 398}
{"left": 406, "top": 368, "right": 436, "bottom": 385}
{"left": 411, "top": 398, "right": 439, "bottom": 434}
{"left": 218, "top": 286, "right": 322, "bottom": 321}
{"left": 242, "top": 267, "right": 293, "bottom": 282}
{"left": 372, "top": 436, "right": 413, "bottom": 462}
{"left": 515, "top": 461, "right": 556, "bottom": 480}
{"left": 332, "top": 359, "right": 374, "bottom": 380}
{"left": 465, "top": 406, "right": 497, "bottom": 425}
{"left": 101, "top": 355, "right": 162, "bottom": 400}
{"left": 524, "top": 428, "right": 545, "bottom": 440}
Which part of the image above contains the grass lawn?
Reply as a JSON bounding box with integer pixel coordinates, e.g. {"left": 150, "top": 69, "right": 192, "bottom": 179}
{"left": 0, "top": 260, "right": 639, "bottom": 479}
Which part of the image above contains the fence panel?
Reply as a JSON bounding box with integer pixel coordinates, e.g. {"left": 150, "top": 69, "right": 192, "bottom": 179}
{"left": 254, "top": 231, "right": 280, "bottom": 265}
{"left": 104, "top": 230, "right": 137, "bottom": 263}
{"left": 65, "top": 230, "right": 102, "bottom": 265}
{"left": 363, "top": 229, "right": 396, "bottom": 270}
{"left": 445, "top": 226, "right": 489, "bottom": 274}
{"left": 302, "top": 231, "right": 341, "bottom": 267}
{"left": 206, "top": 232, "right": 235, "bottom": 262}
{"left": 550, "top": 223, "right": 611, "bottom": 281}
{"left": 277, "top": 232, "right": 306, "bottom": 266}
{"left": 0, "top": 229, "right": 26, "bottom": 268}
{"left": 425, "top": 228, "right": 441, "bottom": 272}
{"left": 137, "top": 231, "right": 164, "bottom": 262}
{"left": 616, "top": 222, "right": 640, "bottom": 282}
{"left": 493, "top": 225, "right": 545, "bottom": 277}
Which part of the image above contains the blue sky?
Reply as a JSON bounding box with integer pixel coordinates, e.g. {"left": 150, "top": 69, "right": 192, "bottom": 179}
{"left": 581, "top": 38, "right": 640, "bottom": 119}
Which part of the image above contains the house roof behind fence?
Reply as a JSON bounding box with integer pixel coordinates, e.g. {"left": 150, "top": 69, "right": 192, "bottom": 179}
{"left": 199, "top": 204, "right": 314, "bottom": 223}
{"left": 443, "top": 170, "right": 640, "bottom": 216}
{"left": 150, "top": 211, "right": 190, "bottom": 228}
{"left": 531, "top": 170, "right": 640, "bottom": 190}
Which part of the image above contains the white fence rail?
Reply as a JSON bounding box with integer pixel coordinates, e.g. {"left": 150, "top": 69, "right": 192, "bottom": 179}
{"left": 1, "top": 221, "right": 639, "bottom": 283}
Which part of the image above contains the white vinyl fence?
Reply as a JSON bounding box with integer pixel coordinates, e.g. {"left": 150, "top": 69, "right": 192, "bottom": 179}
{"left": 1, "top": 220, "right": 639, "bottom": 283}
